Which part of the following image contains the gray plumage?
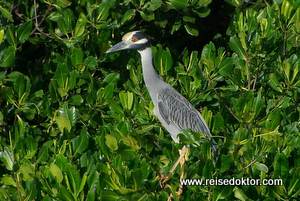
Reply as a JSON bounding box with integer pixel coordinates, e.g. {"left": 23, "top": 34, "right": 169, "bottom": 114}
{"left": 157, "top": 87, "right": 217, "bottom": 153}
{"left": 106, "top": 31, "right": 217, "bottom": 154}
{"left": 158, "top": 87, "right": 210, "bottom": 135}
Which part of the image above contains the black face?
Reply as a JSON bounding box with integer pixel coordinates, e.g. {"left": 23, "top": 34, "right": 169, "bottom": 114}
{"left": 106, "top": 31, "right": 152, "bottom": 53}
{"left": 131, "top": 31, "right": 151, "bottom": 50}
{"left": 131, "top": 31, "right": 146, "bottom": 42}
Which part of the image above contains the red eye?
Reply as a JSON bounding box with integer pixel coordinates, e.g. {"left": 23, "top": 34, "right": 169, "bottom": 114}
{"left": 131, "top": 36, "right": 138, "bottom": 42}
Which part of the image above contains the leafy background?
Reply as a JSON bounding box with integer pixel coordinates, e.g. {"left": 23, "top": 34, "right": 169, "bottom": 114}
{"left": 0, "top": 0, "right": 300, "bottom": 200}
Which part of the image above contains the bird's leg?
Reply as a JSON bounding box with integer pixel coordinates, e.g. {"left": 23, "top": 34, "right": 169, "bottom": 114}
{"left": 160, "top": 146, "right": 189, "bottom": 201}
{"left": 160, "top": 145, "right": 189, "bottom": 185}
{"left": 176, "top": 146, "right": 188, "bottom": 197}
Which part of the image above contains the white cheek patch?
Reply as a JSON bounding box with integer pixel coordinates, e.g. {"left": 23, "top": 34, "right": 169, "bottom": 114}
{"left": 122, "top": 32, "right": 134, "bottom": 41}
{"left": 134, "top": 38, "right": 148, "bottom": 44}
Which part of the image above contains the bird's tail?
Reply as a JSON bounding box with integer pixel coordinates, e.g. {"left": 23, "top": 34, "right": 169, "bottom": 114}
{"left": 210, "top": 138, "right": 219, "bottom": 164}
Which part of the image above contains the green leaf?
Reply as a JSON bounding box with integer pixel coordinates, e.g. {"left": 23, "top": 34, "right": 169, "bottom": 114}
{"left": 70, "top": 94, "right": 84, "bottom": 105}
{"left": 201, "top": 107, "right": 212, "bottom": 128}
{"left": 254, "top": 162, "right": 269, "bottom": 173}
{"left": 233, "top": 187, "right": 249, "bottom": 201}
{"left": 60, "top": 186, "right": 75, "bottom": 200}
{"left": 171, "top": 20, "right": 181, "bottom": 34}
{"left": 17, "top": 21, "right": 32, "bottom": 43}
{"left": 145, "top": 0, "right": 162, "bottom": 11}
{"left": 0, "top": 5, "right": 13, "bottom": 22}
{"left": 1, "top": 175, "right": 16, "bottom": 187}
{"left": 121, "top": 136, "right": 140, "bottom": 150}
{"left": 274, "top": 152, "right": 288, "bottom": 177}
{"left": 201, "top": 42, "right": 216, "bottom": 70}
{"left": 8, "top": 72, "right": 31, "bottom": 101}
{"left": 23, "top": 136, "right": 38, "bottom": 159}
{"left": 64, "top": 9, "right": 74, "bottom": 32}
{"left": 183, "top": 16, "right": 196, "bottom": 23}
{"left": 178, "top": 130, "right": 201, "bottom": 147}
{"left": 282, "top": 59, "right": 291, "bottom": 81}
{"left": 55, "top": 105, "right": 77, "bottom": 133}
{"left": 121, "top": 9, "right": 136, "bottom": 25}
{"left": 105, "top": 134, "right": 118, "bottom": 151}
{"left": 139, "top": 11, "right": 155, "bottom": 21}
{"left": 55, "top": 155, "right": 81, "bottom": 196}
{"left": 19, "top": 163, "right": 35, "bottom": 181}
{"left": 77, "top": 172, "right": 87, "bottom": 196}
{"left": 288, "top": 178, "right": 300, "bottom": 197}
{"left": 36, "top": 141, "right": 52, "bottom": 164}
{"left": 212, "top": 112, "right": 225, "bottom": 132}
{"left": 119, "top": 91, "right": 134, "bottom": 110}
{"left": 229, "top": 36, "right": 246, "bottom": 60}
{"left": 281, "top": 0, "right": 293, "bottom": 20}
{"left": 16, "top": 115, "right": 26, "bottom": 137}
{"left": 54, "top": 63, "right": 71, "bottom": 97}
{"left": 96, "top": 4, "right": 110, "bottom": 22}
{"left": 265, "top": 109, "right": 281, "bottom": 129}
{"left": 49, "top": 163, "right": 63, "bottom": 183}
{"left": 0, "top": 148, "right": 14, "bottom": 171}
{"left": 71, "top": 47, "right": 84, "bottom": 66}
{"left": 102, "top": 83, "right": 115, "bottom": 100}
{"left": 0, "top": 46, "right": 16, "bottom": 68}
{"left": 103, "top": 72, "right": 120, "bottom": 83}
{"left": 55, "top": 0, "right": 72, "bottom": 8}
{"left": 6, "top": 26, "right": 16, "bottom": 46}
{"left": 0, "top": 29, "right": 4, "bottom": 44}
{"left": 199, "top": 0, "right": 212, "bottom": 6}
{"left": 194, "top": 7, "right": 211, "bottom": 17}
{"left": 167, "top": 0, "right": 188, "bottom": 9}
{"left": 87, "top": 189, "right": 95, "bottom": 201}
{"left": 268, "top": 73, "right": 282, "bottom": 92}
{"left": 0, "top": 111, "right": 3, "bottom": 125}
{"left": 184, "top": 24, "right": 199, "bottom": 36}
{"left": 57, "top": 9, "right": 74, "bottom": 34}
{"left": 72, "top": 129, "right": 89, "bottom": 154}
{"left": 84, "top": 56, "right": 97, "bottom": 70}
{"left": 48, "top": 11, "right": 62, "bottom": 22}
{"left": 31, "top": 89, "right": 44, "bottom": 99}
{"left": 74, "top": 13, "right": 87, "bottom": 38}
{"left": 220, "top": 154, "right": 233, "bottom": 173}
{"left": 153, "top": 45, "right": 173, "bottom": 75}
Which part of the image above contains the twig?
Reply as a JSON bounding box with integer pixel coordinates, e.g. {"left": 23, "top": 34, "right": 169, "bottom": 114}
{"left": 33, "top": 0, "right": 39, "bottom": 30}
{"left": 244, "top": 158, "right": 257, "bottom": 169}
{"left": 31, "top": 0, "right": 52, "bottom": 37}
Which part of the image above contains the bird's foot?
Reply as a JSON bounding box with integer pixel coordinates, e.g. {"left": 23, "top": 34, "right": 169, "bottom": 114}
{"left": 157, "top": 172, "right": 171, "bottom": 188}
{"left": 157, "top": 146, "right": 189, "bottom": 188}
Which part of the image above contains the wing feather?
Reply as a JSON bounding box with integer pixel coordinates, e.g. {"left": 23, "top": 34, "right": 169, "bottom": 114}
{"left": 157, "top": 87, "right": 210, "bottom": 136}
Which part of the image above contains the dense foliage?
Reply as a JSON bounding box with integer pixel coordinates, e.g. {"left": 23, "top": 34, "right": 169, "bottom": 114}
{"left": 0, "top": 0, "right": 300, "bottom": 200}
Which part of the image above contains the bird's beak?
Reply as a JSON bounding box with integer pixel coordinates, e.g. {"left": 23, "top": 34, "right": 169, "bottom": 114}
{"left": 106, "top": 41, "right": 131, "bottom": 53}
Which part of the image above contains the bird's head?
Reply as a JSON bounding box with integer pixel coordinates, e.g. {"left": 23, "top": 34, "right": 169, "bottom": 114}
{"left": 106, "top": 31, "right": 150, "bottom": 53}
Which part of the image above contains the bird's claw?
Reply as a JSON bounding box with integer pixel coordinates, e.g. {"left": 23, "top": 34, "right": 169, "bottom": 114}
{"left": 157, "top": 146, "right": 189, "bottom": 188}
{"left": 157, "top": 172, "right": 171, "bottom": 188}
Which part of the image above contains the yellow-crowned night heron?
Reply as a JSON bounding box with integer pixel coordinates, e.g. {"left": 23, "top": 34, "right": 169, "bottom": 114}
{"left": 106, "top": 31, "right": 217, "bottom": 182}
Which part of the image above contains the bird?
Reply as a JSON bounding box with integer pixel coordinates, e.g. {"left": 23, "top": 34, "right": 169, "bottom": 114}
{"left": 106, "top": 31, "right": 217, "bottom": 173}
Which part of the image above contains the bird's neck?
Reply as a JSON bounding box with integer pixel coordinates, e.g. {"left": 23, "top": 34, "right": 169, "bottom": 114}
{"left": 138, "top": 47, "right": 162, "bottom": 100}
